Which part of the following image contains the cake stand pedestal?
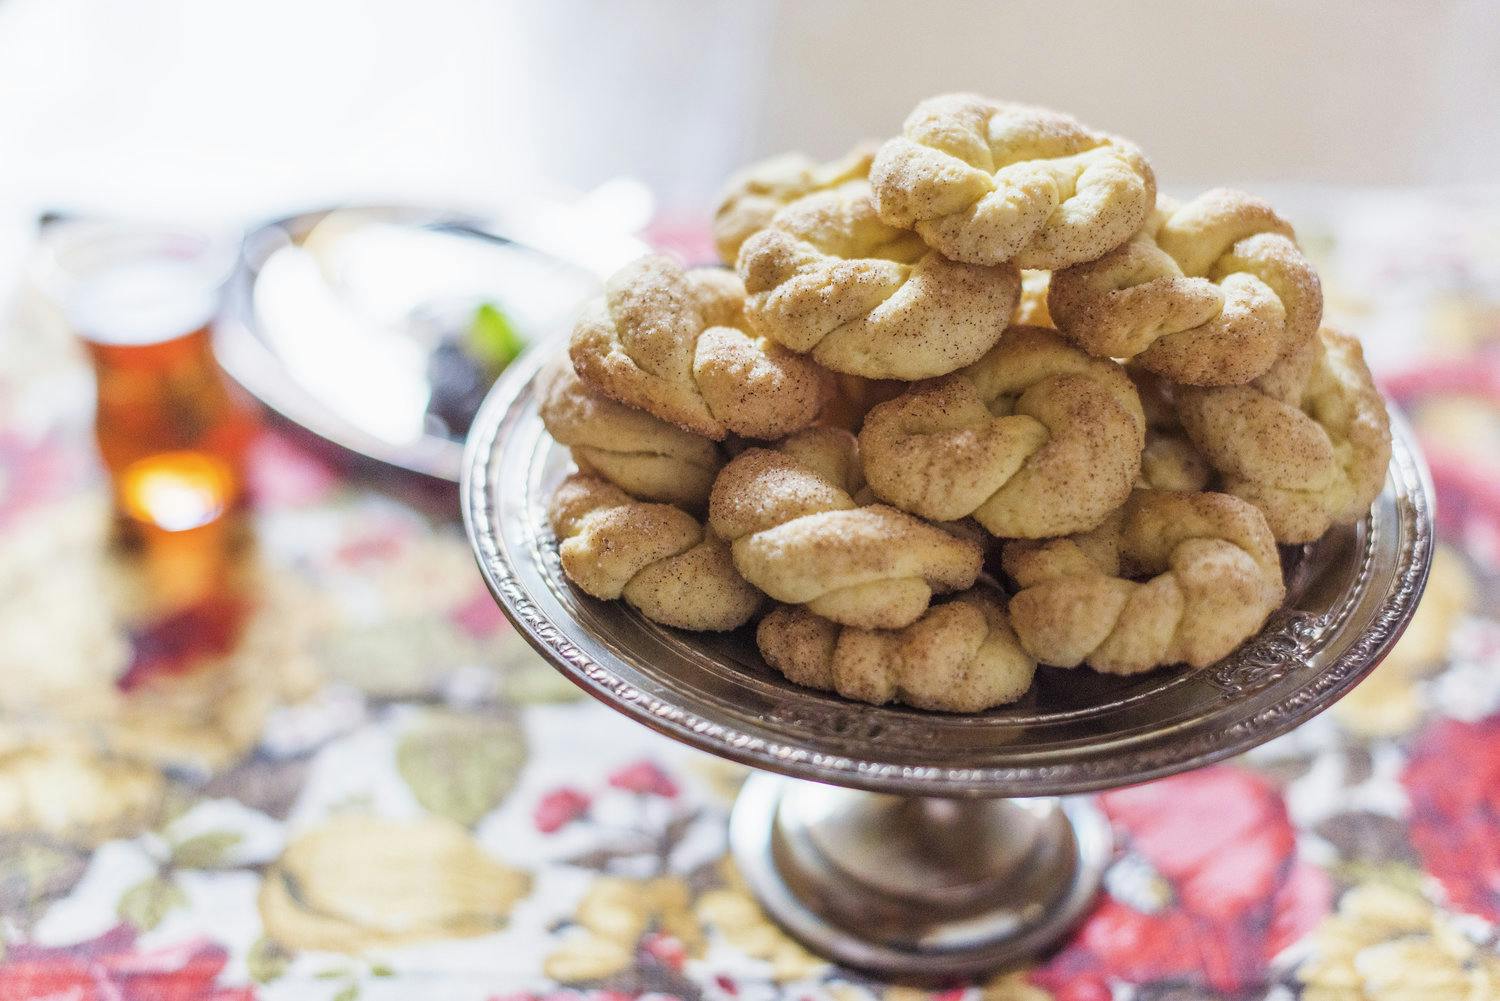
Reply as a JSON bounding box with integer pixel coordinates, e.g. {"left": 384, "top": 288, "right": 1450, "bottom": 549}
{"left": 462, "top": 349, "right": 1433, "bottom": 977}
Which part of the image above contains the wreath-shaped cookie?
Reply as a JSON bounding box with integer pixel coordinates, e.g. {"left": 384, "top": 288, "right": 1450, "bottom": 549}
{"left": 713, "top": 144, "right": 874, "bottom": 266}
{"left": 870, "top": 94, "right": 1155, "bottom": 269}
{"left": 549, "top": 473, "right": 763, "bottom": 632}
{"left": 708, "top": 427, "right": 981, "bottom": 629}
{"left": 737, "top": 181, "right": 1020, "bottom": 380}
{"left": 859, "top": 326, "right": 1146, "bottom": 538}
{"left": 1049, "top": 189, "right": 1323, "bottom": 386}
{"left": 570, "top": 255, "right": 830, "bottom": 441}
{"left": 757, "top": 588, "right": 1036, "bottom": 712}
{"left": 1003, "top": 490, "right": 1285, "bottom": 674}
{"left": 1176, "top": 326, "right": 1391, "bottom": 543}
{"left": 538, "top": 360, "right": 723, "bottom": 509}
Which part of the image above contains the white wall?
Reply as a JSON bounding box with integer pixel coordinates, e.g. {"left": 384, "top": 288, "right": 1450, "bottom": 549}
{"left": 2, "top": 0, "right": 1497, "bottom": 233}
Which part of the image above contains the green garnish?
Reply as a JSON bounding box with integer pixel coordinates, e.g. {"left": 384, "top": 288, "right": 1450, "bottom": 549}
{"left": 467, "top": 302, "right": 525, "bottom": 373}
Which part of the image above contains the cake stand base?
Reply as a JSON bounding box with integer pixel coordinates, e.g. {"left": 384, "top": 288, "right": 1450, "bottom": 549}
{"left": 729, "top": 773, "right": 1112, "bottom": 978}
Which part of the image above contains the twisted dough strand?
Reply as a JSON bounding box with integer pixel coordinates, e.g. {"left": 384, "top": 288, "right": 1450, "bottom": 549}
{"left": 870, "top": 94, "right": 1155, "bottom": 269}
{"left": 757, "top": 588, "right": 1036, "bottom": 712}
{"left": 1049, "top": 189, "right": 1323, "bottom": 386}
{"left": 538, "top": 360, "right": 723, "bottom": 509}
{"left": 713, "top": 144, "right": 874, "bottom": 266}
{"left": 1176, "top": 326, "right": 1391, "bottom": 542}
{"left": 570, "top": 255, "right": 830, "bottom": 441}
{"left": 1003, "top": 490, "right": 1285, "bottom": 674}
{"left": 709, "top": 428, "right": 981, "bottom": 629}
{"left": 549, "top": 474, "right": 762, "bottom": 632}
{"left": 737, "top": 181, "right": 1020, "bottom": 380}
{"left": 859, "top": 326, "right": 1146, "bottom": 539}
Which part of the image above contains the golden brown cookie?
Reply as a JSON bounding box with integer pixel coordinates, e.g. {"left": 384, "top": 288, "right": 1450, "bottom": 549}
{"left": 708, "top": 427, "right": 981, "bottom": 629}
{"left": 756, "top": 587, "right": 1036, "bottom": 712}
{"left": 859, "top": 326, "right": 1146, "bottom": 539}
{"left": 538, "top": 359, "right": 723, "bottom": 509}
{"left": 1176, "top": 326, "right": 1391, "bottom": 542}
{"left": 549, "top": 473, "right": 763, "bottom": 631}
{"left": 737, "top": 181, "right": 1020, "bottom": 380}
{"left": 570, "top": 255, "right": 831, "bottom": 441}
{"left": 870, "top": 94, "right": 1155, "bottom": 269}
{"left": 712, "top": 144, "right": 875, "bottom": 266}
{"left": 1003, "top": 490, "right": 1285, "bottom": 674}
{"left": 1050, "top": 189, "right": 1322, "bottom": 386}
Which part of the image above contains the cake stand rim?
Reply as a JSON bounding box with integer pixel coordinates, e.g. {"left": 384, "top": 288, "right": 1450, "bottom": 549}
{"left": 461, "top": 346, "right": 1435, "bottom": 798}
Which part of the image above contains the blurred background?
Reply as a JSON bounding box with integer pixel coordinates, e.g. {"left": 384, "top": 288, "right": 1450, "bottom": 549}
{"left": 4, "top": 0, "right": 1498, "bottom": 251}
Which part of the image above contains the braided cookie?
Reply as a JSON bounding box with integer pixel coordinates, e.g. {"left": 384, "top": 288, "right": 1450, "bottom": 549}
{"left": 1049, "top": 189, "right": 1322, "bottom": 386}
{"left": 859, "top": 326, "right": 1146, "bottom": 539}
{"left": 1139, "top": 431, "right": 1212, "bottom": 493}
{"left": 870, "top": 94, "right": 1155, "bottom": 269}
{"left": 1176, "top": 327, "right": 1392, "bottom": 543}
{"left": 757, "top": 588, "right": 1036, "bottom": 712}
{"left": 570, "top": 255, "right": 830, "bottom": 441}
{"left": 538, "top": 360, "right": 723, "bottom": 509}
{"left": 549, "top": 473, "right": 762, "bottom": 632}
{"left": 1003, "top": 490, "right": 1285, "bottom": 674}
{"left": 737, "top": 181, "right": 1020, "bottom": 380}
{"left": 713, "top": 144, "right": 874, "bottom": 265}
{"left": 708, "top": 428, "right": 981, "bottom": 629}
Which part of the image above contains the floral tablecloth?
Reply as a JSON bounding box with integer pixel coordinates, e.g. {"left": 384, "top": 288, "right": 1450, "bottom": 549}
{"left": 2, "top": 190, "right": 1499, "bottom": 1001}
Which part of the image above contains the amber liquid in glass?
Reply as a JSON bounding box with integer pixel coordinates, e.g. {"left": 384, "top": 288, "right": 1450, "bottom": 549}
{"left": 72, "top": 255, "right": 256, "bottom": 533}
{"left": 86, "top": 324, "right": 253, "bottom": 531}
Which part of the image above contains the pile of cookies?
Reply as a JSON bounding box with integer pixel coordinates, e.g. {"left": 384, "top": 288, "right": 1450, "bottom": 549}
{"left": 536, "top": 92, "right": 1393, "bottom": 713}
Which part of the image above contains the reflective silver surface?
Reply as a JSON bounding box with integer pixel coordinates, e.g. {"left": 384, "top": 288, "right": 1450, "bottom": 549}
{"left": 461, "top": 347, "right": 1435, "bottom": 799}
{"left": 731, "top": 775, "right": 1111, "bottom": 977}
{"left": 216, "top": 206, "right": 614, "bottom": 481}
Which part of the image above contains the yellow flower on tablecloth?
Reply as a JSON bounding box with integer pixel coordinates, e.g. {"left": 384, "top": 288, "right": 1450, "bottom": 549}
{"left": 1297, "top": 882, "right": 1500, "bottom": 1001}
{"left": 885, "top": 974, "right": 1052, "bottom": 1001}
{"left": 1335, "top": 545, "right": 1475, "bottom": 738}
{"left": 0, "top": 738, "right": 164, "bottom": 847}
{"left": 695, "top": 860, "right": 826, "bottom": 982}
{"left": 544, "top": 876, "right": 704, "bottom": 983}
{"left": 258, "top": 815, "right": 531, "bottom": 952}
{"left": 978, "top": 972, "right": 1053, "bottom": 1001}
{"left": 0, "top": 499, "right": 326, "bottom": 773}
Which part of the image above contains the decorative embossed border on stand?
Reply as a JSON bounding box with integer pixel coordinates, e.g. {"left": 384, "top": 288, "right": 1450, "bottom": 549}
{"left": 462, "top": 349, "right": 1435, "bottom": 798}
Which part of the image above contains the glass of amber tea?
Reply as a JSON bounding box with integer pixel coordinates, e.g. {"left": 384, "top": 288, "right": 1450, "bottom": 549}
{"left": 46, "top": 222, "right": 256, "bottom": 532}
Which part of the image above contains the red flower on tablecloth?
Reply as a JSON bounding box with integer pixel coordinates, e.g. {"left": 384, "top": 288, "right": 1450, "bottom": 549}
{"left": 493, "top": 993, "right": 676, "bottom": 1001}
{"left": 117, "top": 593, "right": 248, "bottom": 691}
{"left": 1033, "top": 766, "right": 1330, "bottom": 998}
{"left": 243, "top": 428, "right": 340, "bottom": 508}
{"left": 453, "top": 585, "right": 510, "bottom": 638}
{"left": 0, "top": 925, "right": 253, "bottom": 1001}
{"left": 0, "top": 430, "right": 85, "bottom": 528}
{"left": 1403, "top": 714, "right": 1500, "bottom": 922}
{"left": 607, "top": 761, "right": 680, "bottom": 799}
{"left": 1382, "top": 354, "right": 1500, "bottom": 562}
{"left": 535, "top": 787, "right": 592, "bottom": 833}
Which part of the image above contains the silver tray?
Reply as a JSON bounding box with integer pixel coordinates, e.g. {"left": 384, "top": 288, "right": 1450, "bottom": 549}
{"left": 462, "top": 347, "right": 1434, "bottom": 799}
{"left": 215, "top": 206, "right": 612, "bottom": 481}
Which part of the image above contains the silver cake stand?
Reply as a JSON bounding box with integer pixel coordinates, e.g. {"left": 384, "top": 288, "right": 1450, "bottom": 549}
{"left": 461, "top": 348, "right": 1434, "bottom": 978}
